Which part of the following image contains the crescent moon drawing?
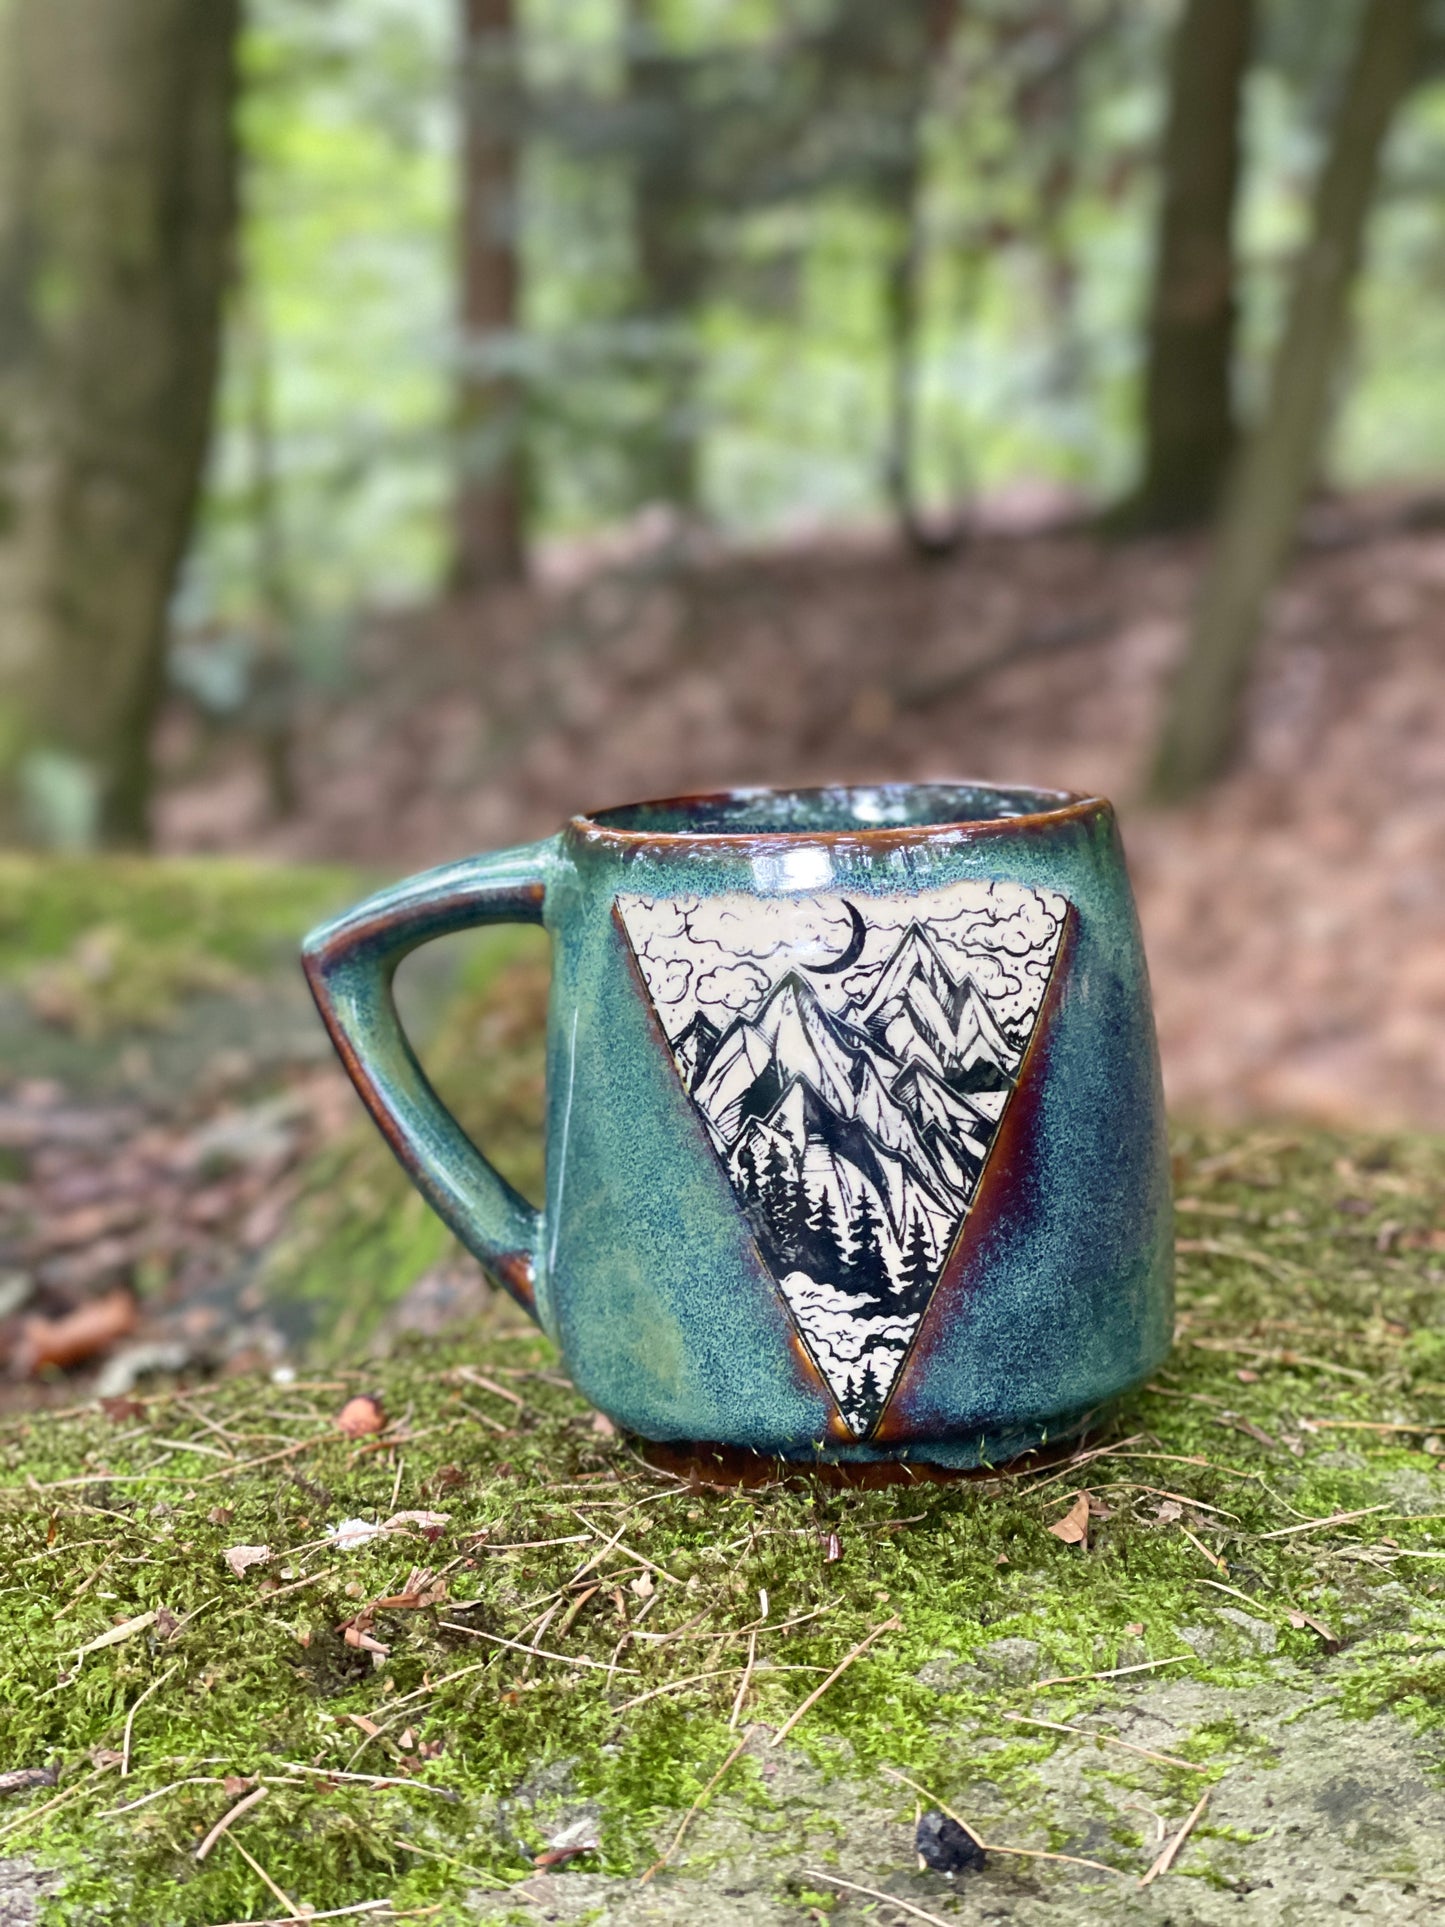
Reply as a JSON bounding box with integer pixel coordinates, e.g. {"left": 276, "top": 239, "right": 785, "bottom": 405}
{"left": 807, "top": 900, "right": 867, "bottom": 975}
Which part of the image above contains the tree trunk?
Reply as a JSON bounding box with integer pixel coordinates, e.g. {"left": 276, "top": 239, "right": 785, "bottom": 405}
{"left": 0, "top": 0, "right": 240, "bottom": 848}
{"left": 626, "top": 0, "right": 705, "bottom": 514}
{"left": 1126, "top": 0, "right": 1253, "bottom": 533}
{"left": 1148, "top": 0, "right": 1423, "bottom": 804}
{"left": 453, "top": 0, "right": 528, "bottom": 591}
{"left": 881, "top": 0, "right": 961, "bottom": 559}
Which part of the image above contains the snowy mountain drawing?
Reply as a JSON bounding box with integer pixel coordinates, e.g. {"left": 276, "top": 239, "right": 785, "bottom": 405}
{"left": 618, "top": 882, "right": 1068, "bottom": 1437}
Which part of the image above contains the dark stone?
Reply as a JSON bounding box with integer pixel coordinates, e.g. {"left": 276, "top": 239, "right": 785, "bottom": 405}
{"left": 916, "top": 1808, "right": 986, "bottom": 1875}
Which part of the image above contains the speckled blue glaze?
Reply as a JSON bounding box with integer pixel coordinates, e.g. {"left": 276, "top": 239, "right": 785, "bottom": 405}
{"left": 302, "top": 783, "right": 1172, "bottom": 1467}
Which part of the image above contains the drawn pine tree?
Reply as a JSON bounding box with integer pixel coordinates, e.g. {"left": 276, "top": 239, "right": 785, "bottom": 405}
{"left": 735, "top": 1137, "right": 761, "bottom": 1205}
{"left": 760, "top": 1138, "right": 804, "bottom": 1266}
{"left": 844, "top": 1191, "right": 886, "bottom": 1300}
{"left": 898, "top": 1214, "right": 934, "bottom": 1311}
{"left": 805, "top": 1186, "right": 847, "bottom": 1284}
{"left": 854, "top": 1359, "right": 882, "bottom": 1425}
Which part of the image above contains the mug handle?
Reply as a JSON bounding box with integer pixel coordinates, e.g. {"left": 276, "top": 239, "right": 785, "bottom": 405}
{"left": 300, "top": 842, "right": 554, "bottom": 1323}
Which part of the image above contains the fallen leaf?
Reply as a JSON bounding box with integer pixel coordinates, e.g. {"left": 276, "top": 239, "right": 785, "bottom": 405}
{"left": 0, "top": 1766, "right": 58, "bottom": 1797}
{"left": 16, "top": 1288, "right": 138, "bottom": 1375}
{"left": 382, "top": 1510, "right": 449, "bottom": 1538}
{"left": 1287, "top": 1609, "right": 1340, "bottom": 1650}
{"left": 207, "top": 1506, "right": 234, "bottom": 1526}
{"left": 99, "top": 1395, "right": 145, "bottom": 1421}
{"left": 1047, "top": 1493, "right": 1089, "bottom": 1547}
{"left": 90, "top": 1748, "right": 124, "bottom": 1770}
{"left": 1125, "top": 1621, "right": 1145, "bottom": 1637}
{"left": 629, "top": 1571, "right": 654, "bottom": 1600}
{"left": 821, "top": 1531, "right": 842, "bottom": 1563}
{"left": 590, "top": 1411, "right": 618, "bottom": 1437}
{"left": 154, "top": 1606, "right": 181, "bottom": 1640}
{"left": 223, "top": 1545, "right": 272, "bottom": 1579}
{"left": 346, "top": 1715, "right": 381, "bottom": 1738}
{"left": 335, "top": 1395, "right": 386, "bottom": 1439}
{"left": 73, "top": 1612, "right": 157, "bottom": 1662}
{"left": 1235, "top": 1368, "right": 1261, "bottom": 1384}
{"left": 343, "top": 1627, "right": 390, "bottom": 1656}
{"left": 222, "top": 1775, "right": 254, "bottom": 1799}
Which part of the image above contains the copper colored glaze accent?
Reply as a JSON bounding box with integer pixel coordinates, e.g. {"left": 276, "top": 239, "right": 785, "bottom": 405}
{"left": 870, "top": 908, "right": 1079, "bottom": 1445}
{"left": 638, "top": 1430, "right": 1100, "bottom": 1490}
{"left": 568, "top": 784, "right": 1105, "bottom": 853}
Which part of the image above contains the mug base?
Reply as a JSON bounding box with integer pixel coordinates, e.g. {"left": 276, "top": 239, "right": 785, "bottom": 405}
{"left": 637, "top": 1417, "right": 1097, "bottom": 1489}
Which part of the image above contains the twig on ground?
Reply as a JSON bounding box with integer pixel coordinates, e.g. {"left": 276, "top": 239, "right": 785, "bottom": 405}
{"left": 436, "top": 1623, "right": 637, "bottom": 1673}
{"left": 208, "top": 1907, "right": 392, "bottom": 1927}
{"left": 615, "top": 1668, "right": 742, "bottom": 1712}
{"left": 120, "top": 1663, "right": 178, "bottom": 1776}
{"left": 225, "top": 1832, "right": 303, "bottom": 1917}
{"left": 802, "top": 1871, "right": 953, "bottom": 1926}
{"left": 278, "top": 1764, "right": 457, "bottom": 1797}
{"left": 639, "top": 1732, "right": 752, "bottom": 1884}
{"left": 1252, "top": 1505, "right": 1389, "bottom": 1540}
{"left": 1139, "top": 1790, "right": 1210, "bottom": 1887}
{"left": 729, "top": 1629, "right": 757, "bottom": 1730}
{"left": 1031, "top": 1654, "right": 1191, "bottom": 1691}
{"left": 0, "top": 1765, "right": 109, "bottom": 1843}
{"left": 195, "top": 1784, "right": 267, "bottom": 1861}
{"left": 1002, "top": 1712, "right": 1207, "bottom": 1773}
{"left": 104, "top": 1777, "right": 229, "bottom": 1817}
{"left": 769, "top": 1616, "right": 900, "bottom": 1747}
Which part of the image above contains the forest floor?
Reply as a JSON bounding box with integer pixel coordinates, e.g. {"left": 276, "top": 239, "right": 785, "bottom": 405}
{"left": 156, "top": 488, "right": 1445, "bottom": 1131}
{"left": 3, "top": 499, "right": 1445, "bottom": 1920}
{"left": 2, "top": 1124, "right": 1445, "bottom": 1925}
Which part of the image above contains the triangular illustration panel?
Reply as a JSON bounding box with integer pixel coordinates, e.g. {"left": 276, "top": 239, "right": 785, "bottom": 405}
{"left": 617, "top": 881, "right": 1068, "bottom": 1438}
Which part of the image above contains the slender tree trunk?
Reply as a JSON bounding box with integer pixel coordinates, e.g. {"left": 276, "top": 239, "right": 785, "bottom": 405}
{"left": 626, "top": 0, "right": 704, "bottom": 514}
{"left": 1125, "top": 0, "right": 1253, "bottom": 532}
{"left": 453, "top": 0, "right": 528, "bottom": 591}
{"left": 1149, "top": 0, "right": 1423, "bottom": 803}
{"left": 881, "top": 0, "right": 961, "bottom": 558}
{"left": 239, "top": 285, "right": 296, "bottom": 817}
{"left": 0, "top": 0, "right": 240, "bottom": 848}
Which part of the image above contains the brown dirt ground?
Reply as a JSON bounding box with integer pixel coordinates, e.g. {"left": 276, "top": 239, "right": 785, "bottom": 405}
{"left": 155, "top": 493, "right": 1445, "bottom": 1130}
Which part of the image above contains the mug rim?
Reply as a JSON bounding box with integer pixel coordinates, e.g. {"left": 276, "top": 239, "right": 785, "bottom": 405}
{"left": 568, "top": 780, "right": 1107, "bottom": 847}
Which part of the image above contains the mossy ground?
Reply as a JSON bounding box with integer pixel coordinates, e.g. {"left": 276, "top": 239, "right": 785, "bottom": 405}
{"left": 4, "top": 863, "right": 1445, "bottom": 1923}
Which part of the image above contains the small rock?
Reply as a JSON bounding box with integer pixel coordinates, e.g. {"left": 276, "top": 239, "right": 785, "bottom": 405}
{"left": 973, "top": 1636, "right": 1042, "bottom": 1682}
{"left": 916, "top": 1808, "right": 986, "bottom": 1875}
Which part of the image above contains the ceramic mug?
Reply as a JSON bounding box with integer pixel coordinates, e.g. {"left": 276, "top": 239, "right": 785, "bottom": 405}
{"left": 302, "top": 783, "right": 1172, "bottom": 1467}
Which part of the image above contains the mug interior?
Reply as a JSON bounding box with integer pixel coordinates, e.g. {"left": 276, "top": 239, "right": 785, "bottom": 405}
{"left": 578, "top": 781, "right": 1088, "bottom": 837}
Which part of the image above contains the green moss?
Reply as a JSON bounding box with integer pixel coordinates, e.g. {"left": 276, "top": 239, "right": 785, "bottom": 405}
{"left": 1, "top": 1125, "right": 1444, "bottom": 1919}
{"left": 0, "top": 855, "right": 358, "bottom": 1035}
{"left": 264, "top": 929, "right": 549, "bottom": 1354}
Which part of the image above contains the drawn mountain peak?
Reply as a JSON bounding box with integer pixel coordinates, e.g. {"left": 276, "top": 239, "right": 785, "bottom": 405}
{"left": 617, "top": 886, "right": 1067, "bottom": 1438}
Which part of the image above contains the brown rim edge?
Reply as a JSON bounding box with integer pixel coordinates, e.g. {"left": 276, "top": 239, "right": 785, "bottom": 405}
{"left": 566, "top": 781, "right": 1109, "bottom": 849}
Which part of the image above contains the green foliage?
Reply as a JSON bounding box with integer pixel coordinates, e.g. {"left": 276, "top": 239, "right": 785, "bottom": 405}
{"left": 0, "top": 857, "right": 356, "bottom": 1035}
{"left": 266, "top": 930, "right": 550, "bottom": 1354}
{"left": 3, "top": 1125, "right": 1445, "bottom": 1920}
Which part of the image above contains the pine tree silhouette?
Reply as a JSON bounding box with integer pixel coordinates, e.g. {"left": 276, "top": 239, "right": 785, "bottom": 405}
{"left": 761, "top": 1138, "right": 803, "bottom": 1265}
{"left": 899, "top": 1214, "right": 934, "bottom": 1307}
{"left": 805, "top": 1186, "right": 847, "bottom": 1283}
{"left": 845, "top": 1190, "right": 886, "bottom": 1298}
{"left": 735, "top": 1137, "right": 760, "bottom": 1204}
{"left": 854, "top": 1358, "right": 881, "bottom": 1427}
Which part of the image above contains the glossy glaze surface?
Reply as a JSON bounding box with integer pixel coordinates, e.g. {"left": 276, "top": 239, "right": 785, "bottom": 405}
{"left": 303, "top": 782, "right": 1172, "bottom": 1466}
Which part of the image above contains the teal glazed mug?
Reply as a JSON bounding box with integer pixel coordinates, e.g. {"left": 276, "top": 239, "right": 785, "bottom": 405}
{"left": 302, "top": 783, "right": 1173, "bottom": 1467}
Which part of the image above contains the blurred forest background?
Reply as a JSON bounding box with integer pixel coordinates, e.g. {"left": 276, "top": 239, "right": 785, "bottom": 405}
{"left": 2, "top": 0, "right": 1445, "bottom": 1392}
